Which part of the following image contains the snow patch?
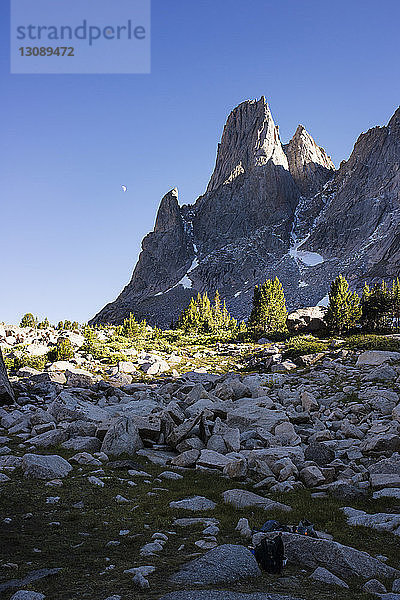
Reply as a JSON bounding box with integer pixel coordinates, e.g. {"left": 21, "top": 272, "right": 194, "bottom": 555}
{"left": 234, "top": 291, "right": 242, "bottom": 298}
{"left": 177, "top": 274, "right": 193, "bottom": 289}
{"left": 289, "top": 232, "right": 324, "bottom": 266}
{"left": 187, "top": 258, "right": 198, "bottom": 273}
{"left": 298, "top": 281, "right": 309, "bottom": 288}
{"left": 317, "top": 294, "right": 329, "bottom": 307}
{"left": 193, "top": 243, "right": 198, "bottom": 253}
{"left": 296, "top": 250, "right": 324, "bottom": 266}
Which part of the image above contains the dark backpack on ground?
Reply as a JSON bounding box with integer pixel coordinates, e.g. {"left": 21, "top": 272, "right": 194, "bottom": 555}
{"left": 253, "top": 534, "right": 284, "bottom": 574}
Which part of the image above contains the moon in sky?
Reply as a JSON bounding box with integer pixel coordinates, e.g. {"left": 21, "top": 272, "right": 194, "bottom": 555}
{"left": 121, "top": 185, "right": 127, "bottom": 192}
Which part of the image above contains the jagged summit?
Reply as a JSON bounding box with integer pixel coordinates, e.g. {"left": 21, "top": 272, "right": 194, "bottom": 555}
{"left": 90, "top": 101, "right": 400, "bottom": 327}
{"left": 206, "top": 96, "right": 288, "bottom": 193}
{"left": 154, "top": 187, "right": 181, "bottom": 232}
{"left": 284, "top": 124, "right": 335, "bottom": 197}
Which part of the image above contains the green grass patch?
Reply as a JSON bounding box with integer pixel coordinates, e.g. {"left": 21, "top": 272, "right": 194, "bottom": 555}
{"left": 284, "top": 335, "right": 330, "bottom": 359}
{"left": 345, "top": 334, "right": 400, "bottom": 352}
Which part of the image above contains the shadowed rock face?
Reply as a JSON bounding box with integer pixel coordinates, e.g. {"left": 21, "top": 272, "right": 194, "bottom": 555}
{"left": 91, "top": 99, "right": 400, "bottom": 327}
{"left": 302, "top": 106, "right": 400, "bottom": 287}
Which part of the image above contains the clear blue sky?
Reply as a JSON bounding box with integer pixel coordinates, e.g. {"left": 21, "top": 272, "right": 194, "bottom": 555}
{"left": 1, "top": 0, "right": 399, "bottom": 324}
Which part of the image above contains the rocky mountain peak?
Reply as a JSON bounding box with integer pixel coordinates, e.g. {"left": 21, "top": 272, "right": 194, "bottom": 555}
{"left": 90, "top": 101, "right": 399, "bottom": 328}
{"left": 154, "top": 187, "right": 182, "bottom": 233}
{"left": 389, "top": 106, "right": 400, "bottom": 128}
{"left": 284, "top": 124, "right": 335, "bottom": 196}
{"left": 206, "top": 96, "right": 289, "bottom": 193}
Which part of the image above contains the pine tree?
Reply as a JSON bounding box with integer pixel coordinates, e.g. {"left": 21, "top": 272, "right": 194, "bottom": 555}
{"left": 20, "top": 313, "right": 37, "bottom": 328}
{"left": 325, "top": 275, "right": 361, "bottom": 333}
{"left": 177, "top": 291, "right": 236, "bottom": 333}
{"left": 392, "top": 278, "right": 400, "bottom": 329}
{"left": 361, "top": 279, "right": 399, "bottom": 331}
{"left": 248, "top": 277, "right": 287, "bottom": 335}
{"left": 37, "top": 317, "right": 50, "bottom": 329}
{"left": 121, "top": 313, "right": 146, "bottom": 338}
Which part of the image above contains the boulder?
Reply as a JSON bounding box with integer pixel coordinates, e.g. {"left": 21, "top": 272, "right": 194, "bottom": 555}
{"left": 101, "top": 416, "right": 143, "bottom": 456}
{"left": 197, "top": 449, "right": 231, "bottom": 470}
{"left": 304, "top": 443, "right": 335, "bottom": 466}
{"left": 370, "top": 473, "right": 400, "bottom": 490}
{"left": 300, "top": 465, "right": 325, "bottom": 487}
{"left": 222, "top": 489, "right": 291, "bottom": 512}
{"left": 287, "top": 307, "right": 328, "bottom": 334}
{"left": 10, "top": 592, "right": 45, "bottom": 600}
{"left": 22, "top": 454, "right": 72, "bottom": 479}
{"left": 310, "top": 566, "right": 349, "bottom": 588}
{"left": 0, "top": 349, "right": 15, "bottom": 405}
{"left": 227, "top": 406, "right": 287, "bottom": 433}
{"left": 171, "top": 449, "right": 200, "bottom": 467}
{"left": 363, "top": 579, "right": 387, "bottom": 594}
{"left": 62, "top": 436, "right": 101, "bottom": 452}
{"left": 29, "top": 429, "right": 68, "bottom": 448}
{"left": 252, "top": 532, "right": 400, "bottom": 580}
{"left": 369, "top": 454, "right": 400, "bottom": 475}
{"left": 361, "top": 434, "right": 400, "bottom": 454}
{"left": 341, "top": 507, "right": 400, "bottom": 535}
{"left": 373, "top": 488, "right": 400, "bottom": 500}
{"left": 170, "top": 544, "right": 261, "bottom": 585}
{"left": 356, "top": 351, "right": 400, "bottom": 366}
{"left": 169, "top": 496, "right": 216, "bottom": 511}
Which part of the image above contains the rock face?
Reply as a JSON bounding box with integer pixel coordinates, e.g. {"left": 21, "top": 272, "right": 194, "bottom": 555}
{"left": 86, "top": 102, "right": 400, "bottom": 327}
{"left": 302, "top": 107, "right": 400, "bottom": 289}
{"left": 0, "top": 349, "right": 15, "bottom": 405}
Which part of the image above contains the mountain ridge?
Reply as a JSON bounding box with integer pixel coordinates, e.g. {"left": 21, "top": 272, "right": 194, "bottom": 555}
{"left": 90, "top": 98, "right": 400, "bottom": 327}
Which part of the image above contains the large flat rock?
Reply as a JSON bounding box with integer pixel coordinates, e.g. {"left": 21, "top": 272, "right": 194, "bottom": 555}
{"left": 170, "top": 544, "right": 261, "bottom": 585}
{"left": 223, "top": 489, "right": 291, "bottom": 512}
{"left": 356, "top": 351, "right": 400, "bottom": 366}
{"left": 22, "top": 454, "right": 72, "bottom": 480}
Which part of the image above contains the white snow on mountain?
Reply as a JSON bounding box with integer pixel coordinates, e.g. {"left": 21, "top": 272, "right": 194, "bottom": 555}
{"left": 154, "top": 256, "right": 199, "bottom": 296}
{"left": 317, "top": 294, "right": 329, "bottom": 307}
{"left": 289, "top": 231, "right": 324, "bottom": 266}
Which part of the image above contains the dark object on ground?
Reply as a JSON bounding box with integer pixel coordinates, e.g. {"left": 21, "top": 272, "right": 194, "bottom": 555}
{"left": 0, "top": 568, "right": 61, "bottom": 592}
{"left": 253, "top": 520, "right": 291, "bottom": 534}
{"left": 107, "top": 459, "right": 145, "bottom": 470}
{"left": 292, "top": 520, "right": 317, "bottom": 537}
{"left": 253, "top": 520, "right": 317, "bottom": 537}
{"left": 253, "top": 534, "right": 285, "bottom": 574}
{"left": 0, "top": 348, "right": 15, "bottom": 405}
